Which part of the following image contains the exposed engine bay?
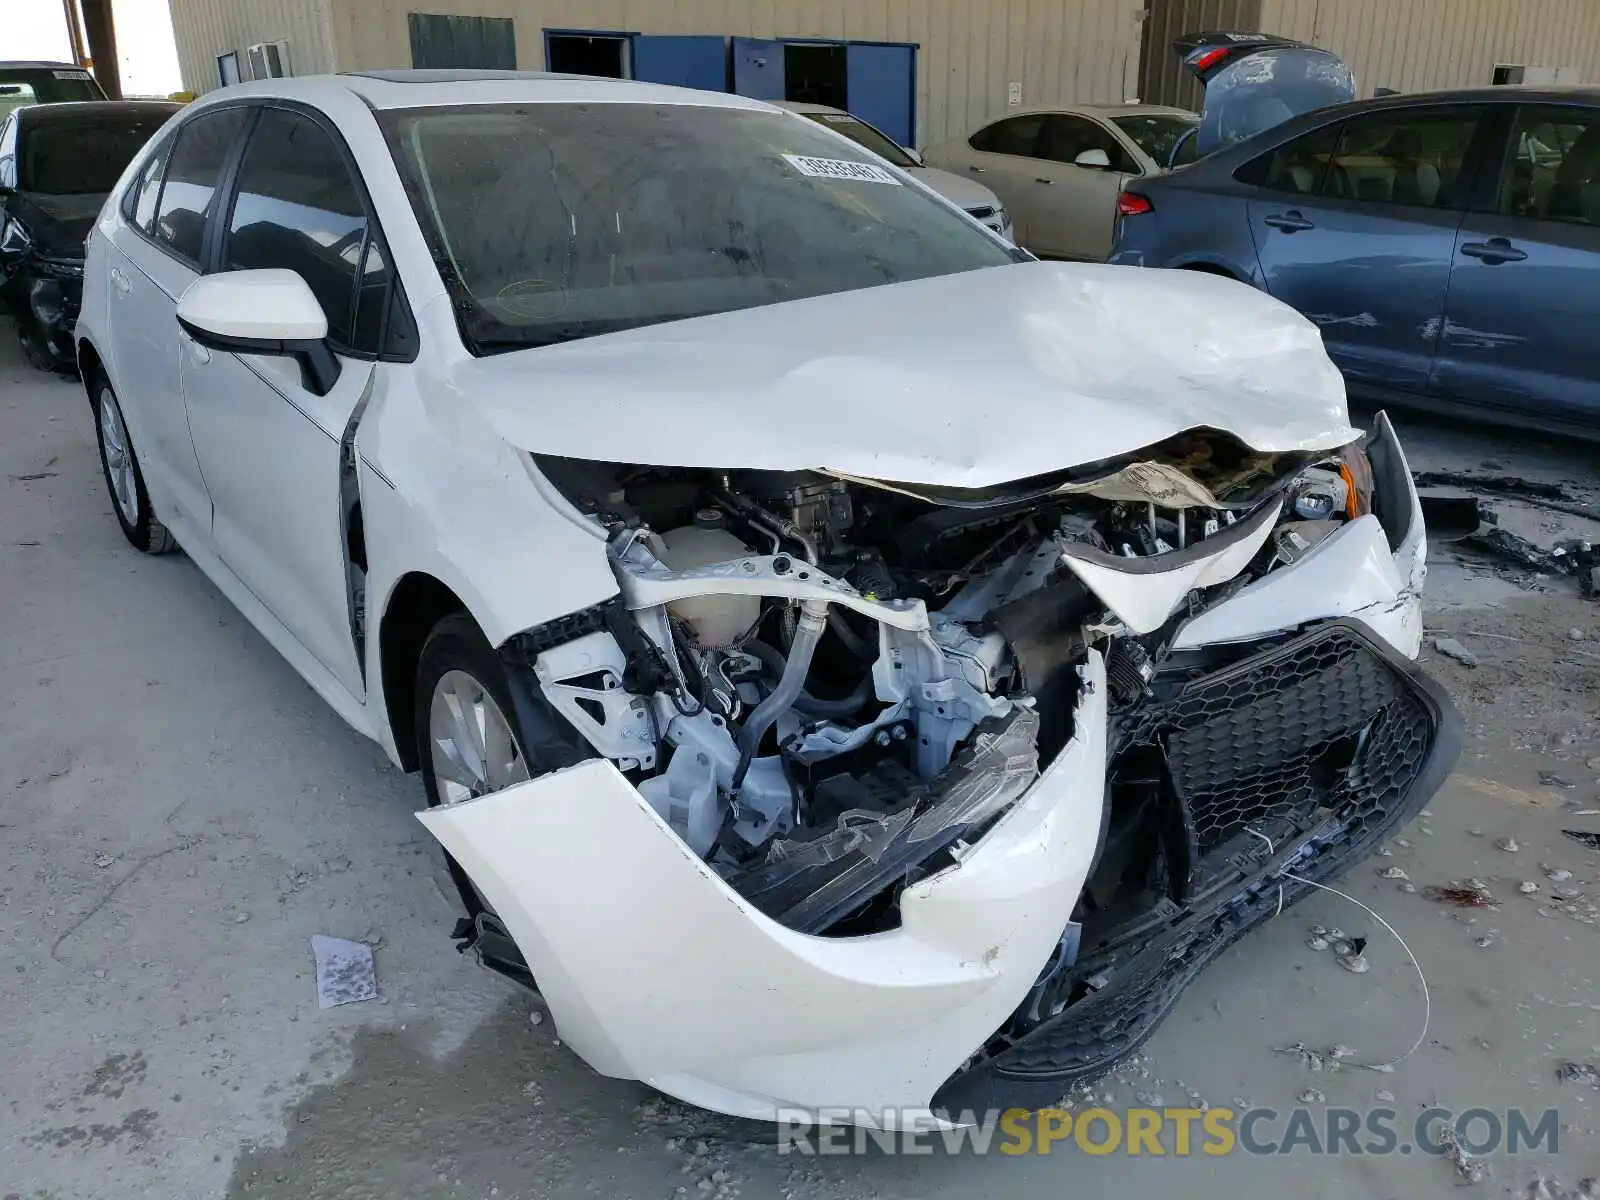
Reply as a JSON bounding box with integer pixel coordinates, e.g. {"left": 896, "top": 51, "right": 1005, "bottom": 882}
{"left": 523, "top": 429, "right": 1380, "bottom": 939}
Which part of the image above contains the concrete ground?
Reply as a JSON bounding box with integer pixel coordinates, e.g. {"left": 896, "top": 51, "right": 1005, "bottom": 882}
{"left": 2, "top": 322, "right": 1598, "bottom": 1200}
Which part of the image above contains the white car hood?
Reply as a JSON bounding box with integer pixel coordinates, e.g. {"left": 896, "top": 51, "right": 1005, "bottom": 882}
{"left": 908, "top": 164, "right": 1002, "bottom": 212}
{"left": 458, "top": 260, "right": 1356, "bottom": 490}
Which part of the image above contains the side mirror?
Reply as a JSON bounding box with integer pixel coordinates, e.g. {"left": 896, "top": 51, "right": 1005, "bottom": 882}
{"left": 903, "top": 146, "right": 924, "bottom": 167}
{"left": 177, "top": 269, "right": 340, "bottom": 395}
{"left": 1074, "top": 148, "right": 1113, "bottom": 169}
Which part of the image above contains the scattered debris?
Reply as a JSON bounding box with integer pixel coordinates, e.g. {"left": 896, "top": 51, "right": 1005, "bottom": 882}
{"left": 1424, "top": 883, "right": 1494, "bottom": 907}
{"left": 1306, "top": 931, "right": 1331, "bottom": 951}
{"left": 1440, "top": 1125, "right": 1489, "bottom": 1184}
{"left": 1558, "top": 1062, "right": 1600, "bottom": 1087}
{"left": 1298, "top": 1088, "right": 1326, "bottom": 1104}
{"left": 311, "top": 935, "right": 377, "bottom": 1009}
{"left": 1573, "top": 628, "right": 1589, "bottom": 641}
{"left": 1461, "top": 526, "right": 1570, "bottom": 576}
{"left": 1375, "top": 1089, "right": 1396, "bottom": 1103}
{"left": 1337, "top": 949, "right": 1371, "bottom": 974}
{"left": 1564, "top": 831, "right": 1600, "bottom": 849}
{"left": 1519, "top": 881, "right": 1542, "bottom": 895}
{"left": 1398, "top": 882, "right": 1418, "bottom": 893}
{"left": 1498, "top": 836, "right": 1521, "bottom": 852}
{"left": 1539, "top": 771, "right": 1578, "bottom": 790}
{"left": 1519, "top": 1172, "right": 1599, "bottom": 1200}
{"left": 91, "top": 853, "right": 117, "bottom": 869}
{"left": 233, "top": 911, "right": 251, "bottom": 924}
{"left": 1377, "top": 865, "right": 1410, "bottom": 880}
{"left": 1546, "top": 867, "right": 1574, "bottom": 882}
{"left": 1275, "top": 1043, "right": 1356, "bottom": 1073}
{"left": 1475, "top": 936, "right": 1495, "bottom": 948}
{"left": 1433, "top": 637, "right": 1479, "bottom": 668}
{"left": 528, "top": 1010, "right": 545, "bottom": 1027}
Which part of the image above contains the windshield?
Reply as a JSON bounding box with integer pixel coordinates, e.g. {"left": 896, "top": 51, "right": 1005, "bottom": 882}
{"left": 379, "top": 103, "right": 1020, "bottom": 354}
{"left": 0, "top": 67, "right": 105, "bottom": 118}
{"left": 796, "top": 110, "right": 918, "bottom": 168}
{"left": 1112, "top": 113, "right": 1198, "bottom": 164}
{"left": 20, "top": 111, "right": 173, "bottom": 194}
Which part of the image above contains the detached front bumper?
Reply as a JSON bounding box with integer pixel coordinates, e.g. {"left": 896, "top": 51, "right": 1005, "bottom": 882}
{"left": 419, "top": 653, "right": 1110, "bottom": 1123}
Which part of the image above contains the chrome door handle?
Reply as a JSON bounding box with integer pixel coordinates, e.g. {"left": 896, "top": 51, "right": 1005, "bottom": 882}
{"left": 184, "top": 337, "right": 210, "bottom": 366}
{"left": 109, "top": 266, "right": 132, "bottom": 294}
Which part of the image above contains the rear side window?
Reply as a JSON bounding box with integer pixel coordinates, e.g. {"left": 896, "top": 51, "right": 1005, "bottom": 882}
{"left": 969, "top": 115, "right": 1046, "bottom": 157}
{"left": 126, "top": 140, "right": 171, "bottom": 232}
{"left": 1321, "top": 109, "right": 1480, "bottom": 207}
{"left": 153, "top": 107, "right": 249, "bottom": 265}
{"left": 1495, "top": 106, "right": 1600, "bottom": 226}
{"left": 1235, "top": 123, "right": 1341, "bottom": 194}
{"left": 223, "top": 108, "right": 372, "bottom": 350}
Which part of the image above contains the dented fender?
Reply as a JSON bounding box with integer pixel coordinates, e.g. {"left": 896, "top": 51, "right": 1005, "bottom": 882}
{"left": 418, "top": 652, "right": 1109, "bottom": 1123}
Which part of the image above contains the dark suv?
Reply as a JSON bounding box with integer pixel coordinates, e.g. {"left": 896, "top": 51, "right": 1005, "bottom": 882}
{"left": 1111, "top": 87, "right": 1600, "bottom": 436}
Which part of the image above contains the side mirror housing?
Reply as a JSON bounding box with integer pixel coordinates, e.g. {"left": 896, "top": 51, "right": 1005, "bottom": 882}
{"left": 1074, "top": 147, "right": 1113, "bottom": 169}
{"left": 176, "top": 269, "right": 340, "bottom": 395}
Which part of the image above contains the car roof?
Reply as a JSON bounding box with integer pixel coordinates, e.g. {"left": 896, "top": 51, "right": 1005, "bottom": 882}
{"left": 998, "top": 102, "right": 1196, "bottom": 121}
{"left": 774, "top": 100, "right": 847, "bottom": 116}
{"left": 17, "top": 100, "right": 179, "bottom": 123}
{"left": 0, "top": 60, "right": 91, "bottom": 70}
{"left": 189, "top": 69, "right": 777, "bottom": 114}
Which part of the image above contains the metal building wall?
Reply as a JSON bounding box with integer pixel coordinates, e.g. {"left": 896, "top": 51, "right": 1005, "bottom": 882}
{"left": 325, "top": 0, "right": 1144, "bottom": 146}
{"left": 1261, "top": 0, "right": 1600, "bottom": 92}
{"left": 168, "top": 0, "right": 341, "bottom": 92}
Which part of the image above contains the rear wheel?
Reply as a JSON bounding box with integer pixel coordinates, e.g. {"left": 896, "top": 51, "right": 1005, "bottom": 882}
{"left": 93, "top": 375, "right": 177, "bottom": 554}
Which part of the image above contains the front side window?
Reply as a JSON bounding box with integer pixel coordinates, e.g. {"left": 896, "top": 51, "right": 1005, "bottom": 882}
{"left": 1320, "top": 108, "right": 1480, "bottom": 207}
{"left": 969, "top": 115, "right": 1046, "bottom": 157}
{"left": 380, "top": 103, "right": 1023, "bottom": 354}
{"left": 1495, "top": 106, "right": 1600, "bottom": 226}
{"left": 153, "top": 107, "right": 249, "bottom": 264}
{"left": 224, "top": 108, "right": 371, "bottom": 349}
{"left": 18, "top": 111, "right": 175, "bottom": 196}
{"left": 797, "top": 111, "right": 916, "bottom": 168}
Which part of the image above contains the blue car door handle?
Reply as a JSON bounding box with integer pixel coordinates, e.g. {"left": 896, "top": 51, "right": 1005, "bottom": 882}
{"left": 1264, "top": 210, "right": 1315, "bottom": 232}
{"left": 1459, "top": 238, "right": 1527, "bottom": 264}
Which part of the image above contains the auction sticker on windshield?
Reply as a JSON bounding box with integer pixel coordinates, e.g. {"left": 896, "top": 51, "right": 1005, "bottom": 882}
{"left": 783, "top": 154, "right": 902, "bottom": 185}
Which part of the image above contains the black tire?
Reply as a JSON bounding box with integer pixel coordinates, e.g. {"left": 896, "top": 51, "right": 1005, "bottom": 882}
{"left": 414, "top": 612, "right": 530, "bottom": 918}
{"left": 92, "top": 373, "right": 178, "bottom": 555}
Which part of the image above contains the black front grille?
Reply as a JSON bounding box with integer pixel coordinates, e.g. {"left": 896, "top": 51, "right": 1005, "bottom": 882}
{"left": 1128, "top": 625, "right": 1428, "bottom": 854}
{"left": 934, "top": 621, "right": 1460, "bottom": 1115}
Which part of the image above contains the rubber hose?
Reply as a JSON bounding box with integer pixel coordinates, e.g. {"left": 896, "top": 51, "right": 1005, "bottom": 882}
{"left": 827, "top": 609, "right": 876, "bottom": 660}
{"left": 744, "top": 639, "right": 873, "bottom": 719}
{"left": 733, "top": 603, "right": 827, "bottom": 793}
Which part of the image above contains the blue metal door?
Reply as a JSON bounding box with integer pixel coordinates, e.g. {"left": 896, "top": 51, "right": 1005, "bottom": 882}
{"left": 845, "top": 43, "right": 916, "bottom": 148}
{"left": 731, "top": 38, "right": 785, "bottom": 101}
{"left": 631, "top": 35, "right": 726, "bottom": 91}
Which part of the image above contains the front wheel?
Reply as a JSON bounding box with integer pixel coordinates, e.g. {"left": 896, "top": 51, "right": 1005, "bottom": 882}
{"left": 414, "top": 613, "right": 532, "bottom": 917}
{"left": 93, "top": 375, "right": 177, "bottom": 554}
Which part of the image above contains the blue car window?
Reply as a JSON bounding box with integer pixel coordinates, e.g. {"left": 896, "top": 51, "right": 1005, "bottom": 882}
{"left": 1235, "top": 123, "right": 1340, "bottom": 195}
{"left": 1497, "top": 107, "right": 1600, "bottom": 226}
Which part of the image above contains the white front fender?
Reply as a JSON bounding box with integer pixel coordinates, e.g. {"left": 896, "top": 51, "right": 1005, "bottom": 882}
{"left": 418, "top": 653, "right": 1108, "bottom": 1123}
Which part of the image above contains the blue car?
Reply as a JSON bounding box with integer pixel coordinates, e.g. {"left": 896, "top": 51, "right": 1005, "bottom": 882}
{"left": 1111, "top": 86, "right": 1600, "bottom": 436}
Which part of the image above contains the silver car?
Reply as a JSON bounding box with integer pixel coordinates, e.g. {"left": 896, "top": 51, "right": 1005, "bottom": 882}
{"left": 925, "top": 104, "right": 1197, "bottom": 260}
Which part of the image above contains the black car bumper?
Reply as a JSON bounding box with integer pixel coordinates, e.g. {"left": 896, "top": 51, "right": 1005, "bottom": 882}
{"left": 935, "top": 619, "right": 1461, "bottom": 1115}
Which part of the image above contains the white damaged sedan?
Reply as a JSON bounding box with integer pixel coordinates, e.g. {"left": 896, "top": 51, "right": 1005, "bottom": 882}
{"left": 77, "top": 70, "right": 1459, "bottom": 1124}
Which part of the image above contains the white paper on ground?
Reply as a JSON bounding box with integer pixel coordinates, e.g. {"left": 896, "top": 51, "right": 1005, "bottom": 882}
{"left": 312, "top": 935, "right": 377, "bottom": 1009}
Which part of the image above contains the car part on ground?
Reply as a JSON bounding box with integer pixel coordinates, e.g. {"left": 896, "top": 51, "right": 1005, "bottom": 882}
{"left": 0, "top": 100, "right": 177, "bottom": 372}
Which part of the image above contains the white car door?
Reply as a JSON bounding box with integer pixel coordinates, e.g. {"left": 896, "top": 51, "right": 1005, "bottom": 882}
{"left": 179, "top": 105, "right": 393, "bottom": 697}
{"left": 105, "top": 107, "right": 250, "bottom": 531}
{"left": 1026, "top": 115, "right": 1137, "bottom": 261}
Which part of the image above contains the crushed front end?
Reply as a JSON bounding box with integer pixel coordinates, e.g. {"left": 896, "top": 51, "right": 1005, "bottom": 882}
{"left": 419, "top": 412, "right": 1458, "bottom": 1121}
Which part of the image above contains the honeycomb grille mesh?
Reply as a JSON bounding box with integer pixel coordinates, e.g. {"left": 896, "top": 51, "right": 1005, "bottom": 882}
{"left": 953, "top": 625, "right": 1444, "bottom": 1094}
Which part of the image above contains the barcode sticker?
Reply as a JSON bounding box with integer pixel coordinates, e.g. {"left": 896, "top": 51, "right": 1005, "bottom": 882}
{"left": 782, "top": 154, "right": 901, "bottom": 185}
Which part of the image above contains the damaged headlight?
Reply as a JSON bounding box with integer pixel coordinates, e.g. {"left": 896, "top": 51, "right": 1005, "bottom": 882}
{"left": 727, "top": 707, "right": 1041, "bottom": 933}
